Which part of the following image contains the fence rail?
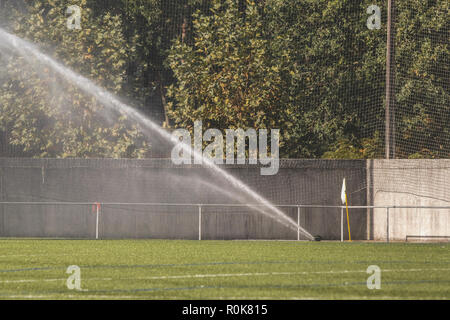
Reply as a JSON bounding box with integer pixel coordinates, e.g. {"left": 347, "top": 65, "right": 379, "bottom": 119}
{"left": 1, "top": 201, "right": 449, "bottom": 209}
{"left": 0, "top": 202, "right": 449, "bottom": 242}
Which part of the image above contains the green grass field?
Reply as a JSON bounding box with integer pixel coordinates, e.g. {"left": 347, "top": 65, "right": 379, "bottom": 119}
{"left": 0, "top": 239, "right": 448, "bottom": 300}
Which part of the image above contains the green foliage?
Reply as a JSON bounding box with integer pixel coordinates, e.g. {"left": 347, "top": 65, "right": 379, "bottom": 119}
{"left": 394, "top": 0, "right": 449, "bottom": 158}
{"left": 266, "top": 0, "right": 386, "bottom": 157}
{"left": 166, "top": 0, "right": 387, "bottom": 158}
{"left": 322, "top": 131, "right": 383, "bottom": 159}
{"left": 322, "top": 139, "right": 364, "bottom": 159}
{"left": 0, "top": 0, "right": 148, "bottom": 157}
{"left": 0, "top": 0, "right": 448, "bottom": 159}
{"left": 167, "top": 0, "right": 448, "bottom": 159}
{"left": 166, "top": 0, "right": 299, "bottom": 155}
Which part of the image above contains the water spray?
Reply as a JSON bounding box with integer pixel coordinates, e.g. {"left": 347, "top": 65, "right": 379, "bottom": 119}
{"left": 0, "top": 28, "right": 315, "bottom": 241}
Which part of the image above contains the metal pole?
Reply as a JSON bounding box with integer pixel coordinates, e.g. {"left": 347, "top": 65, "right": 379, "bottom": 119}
{"left": 385, "top": 0, "right": 396, "bottom": 159}
{"left": 341, "top": 207, "right": 344, "bottom": 242}
{"left": 95, "top": 204, "right": 99, "bottom": 240}
{"left": 386, "top": 207, "right": 390, "bottom": 243}
{"left": 198, "top": 205, "right": 202, "bottom": 241}
{"left": 297, "top": 206, "right": 300, "bottom": 241}
{"left": 0, "top": 169, "right": 3, "bottom": 237}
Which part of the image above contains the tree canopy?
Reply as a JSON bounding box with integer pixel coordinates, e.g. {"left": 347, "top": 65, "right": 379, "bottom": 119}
{"left": 0, "top": 0, "right": 448, "bottom": 159}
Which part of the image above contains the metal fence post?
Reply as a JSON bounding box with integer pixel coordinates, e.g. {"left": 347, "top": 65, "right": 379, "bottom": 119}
{"left": 95, "top": 203, "right": 100, "bottom": 240}
{"left": 198, "top": 205, "right": 202, "bottom": 241}
{"left": 297, "top": 206, "right": 300, "bottom": 241}
{"left": 341, "top": 207, "right": 344, "bottom": 242}
{"left": 386, "top": 207, "right": 390, "bottom": 243}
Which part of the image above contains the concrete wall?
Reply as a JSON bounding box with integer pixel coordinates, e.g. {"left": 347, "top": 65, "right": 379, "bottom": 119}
{"left": 367, "top": 160, "right": 450, "bottom": 241}
{"left": 1, "top": 158, "right": 447, "bottom": 241}
{"left": 0, "top": 158, "right": 367, "bottom": 240}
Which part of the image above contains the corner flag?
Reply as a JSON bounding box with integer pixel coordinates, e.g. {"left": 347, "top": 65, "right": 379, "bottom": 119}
{"left": 341, "top": 178, "right": 346, "bottom": 204}
{"left": 341, "top": 178, "right": 351, "bottom": 241}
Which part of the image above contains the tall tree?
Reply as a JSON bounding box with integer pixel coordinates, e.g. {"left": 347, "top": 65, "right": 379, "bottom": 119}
{"left": 0, "top": 0, "right": 148, "bottom": 157}
{"left": 166, "top": 0, "right": 298, "bottom": 155}
{"left": 394, "top": 0, "right": 449, "bottom": 158}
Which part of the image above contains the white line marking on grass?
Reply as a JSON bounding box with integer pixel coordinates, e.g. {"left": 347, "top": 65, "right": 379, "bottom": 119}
{"left": 120, "top": 267, "right": 450, "bottom": 281}
{"left": 1, "top": 267, "right": 449, "bottom": 284}
{"left": 0, "top": 277, "right": 112, "bottom": 284}
{"left": 0, "top": 278, "right": 63, "bottom": 283}
{"left": 0, "top": 253, "right": 91, "bottom": 258}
